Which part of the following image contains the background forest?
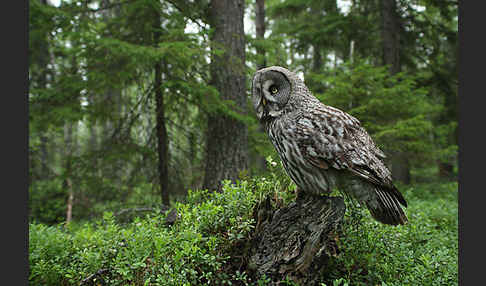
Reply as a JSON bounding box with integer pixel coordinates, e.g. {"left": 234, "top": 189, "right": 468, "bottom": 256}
{"left": 29, "top": 0, "right": 458, "bottom": 285}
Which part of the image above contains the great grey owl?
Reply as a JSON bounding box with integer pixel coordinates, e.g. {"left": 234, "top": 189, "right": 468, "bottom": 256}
{"left": 252, "top": 66, "right": 408, "bottom": 225}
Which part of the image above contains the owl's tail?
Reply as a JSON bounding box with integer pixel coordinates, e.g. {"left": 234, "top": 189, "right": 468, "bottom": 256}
{"left": 366, "top": 186, "right": 408, "bottom": 225}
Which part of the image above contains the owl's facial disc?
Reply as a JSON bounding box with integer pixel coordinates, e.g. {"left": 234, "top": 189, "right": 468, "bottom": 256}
{"left": 261, "top": 79, "right": 281, "bottom": 105}
{"left": 252, "top": 70, "right": 291, "bottom": 121}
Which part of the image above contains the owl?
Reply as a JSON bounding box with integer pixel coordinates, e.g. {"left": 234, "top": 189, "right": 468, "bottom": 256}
{"left": 252, "top": 66, "right": 408, "bottom": 225}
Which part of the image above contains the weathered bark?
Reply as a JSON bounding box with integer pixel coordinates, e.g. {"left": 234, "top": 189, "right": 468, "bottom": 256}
{"left": 381, "top": 0, "right": 410, "bottom": 184}
{"left": 203, "top": 0, "right": 248, "bottom": 191}
{"left": 249, "top": 193, "right": 345, "bottom": 285}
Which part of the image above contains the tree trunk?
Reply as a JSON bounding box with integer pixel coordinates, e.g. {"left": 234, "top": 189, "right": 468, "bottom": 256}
{"left": 249, "top": 193, "right": 345, "bottom": 285}
{"left": 153, "top": 9, "right": 170, "bottom": 205}
{"left": 312, "top": 45, "right": 322, "bottom": 73}
{"left": 65, "top": 179, "right": 74, "bottom": 224}
{"left": 99, "top": 0, "right": 124, "bottom": 183}
{"left": 36, "top": 0, "right": 51, "bottom": 180}
{"left": 255, "top": 0, "right": 266, "bottom": 70}
{"left": 203, "top": 0, "right": 248, "bottom": 191}
{"left": 381, "top": 0, "right": 410, "bottom": 184}
{"left": 381, "top": 0, "right": 400, "bottom": 75}
{"left": 349, "top": 40, "right": 355, "bottom": 63}
{"left": 154, "top": 61, "right": 170, "bottom": 205}
{"left": 311, "top": 2, "right": 323, "bottom": 74}
{"left": 63, "top": 122, "right": 76, "bottom": 224}
{"left": 88, "top": 95, "right": 99, "bottom": 173}
{"left": 255, "top": 0, "right": 268, "bottom": 172}
{"left": 391, "top": 152, "right": 411, "bottom": 184}
{"left": 40, "top": 134, "right": 49, "bottom": 178}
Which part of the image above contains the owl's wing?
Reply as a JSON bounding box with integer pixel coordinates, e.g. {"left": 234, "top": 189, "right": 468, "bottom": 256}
{"left": 295, "top": 106, "right": 406, "bottom": 206}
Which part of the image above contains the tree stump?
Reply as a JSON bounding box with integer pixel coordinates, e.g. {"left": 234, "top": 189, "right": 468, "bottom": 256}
{"left": 249, "top": 192, "right": 346, "bottom": 285}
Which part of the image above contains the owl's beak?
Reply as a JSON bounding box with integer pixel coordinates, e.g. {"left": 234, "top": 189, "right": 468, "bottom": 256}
{"left": 259, "top": 86, "right": 270, "bottom": 120}
{"left": 252, "top": 71, "right": 272, "bottom": 121}
{"left": 252, "top": 72, "right": 264, "bottom": 120}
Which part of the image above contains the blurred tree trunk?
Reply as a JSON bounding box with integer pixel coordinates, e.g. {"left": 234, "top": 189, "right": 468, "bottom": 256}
{"left": 381, "top": 0, "right": 400, "bottom": 74}
{"left": 255, "top": 0, "right": 267, "bottom": 172}
{"left": 88, "top": 95, "right": 99, "bottom": 172}
{"left": 40, "top": 135, "right": 49, "bottom": 178}
{"left": 102, "top": 88, "right": 122, "bottom": 182}
{"left": 64, "top": 122, "right": 77, "bottom": 224}
{"left": 255, "top": 0, "right": 266, "bottom": 70}
{"left": 381, "top": 0, "right": 410, "bottom": 184}
{"left": 203, "top": 0, "right": 248, "bottom": 191}
{"left": 311, "top": 2, "right": 323, "bottom": 74}
{"left": 64, "top": 37, "right": 81, "bottom": 224}
{"left": 312, "top": 46, "right": 322, "bottom": 73}
{"left": 153, "top": 8, "right": 170, "bottom": 205}
{"left": 349, "top": 40, "right": 355, "bottom": 63}
{"left": 36, "top": 0, "right": 51, "bottom": 180}
{"left": 100, "top": 0, "right": 124, "bottom": 186}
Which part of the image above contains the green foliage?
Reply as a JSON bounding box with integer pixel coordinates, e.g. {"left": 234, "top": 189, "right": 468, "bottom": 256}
{"left": 322, "top": 182, "right": 458, "bottom": 286}
{"left": 268, "top": 0, "right": 347, "bottom": 58}
{"left": 29, "top": 177, "right": 272, "bottom": 285}
{"left": 29, "top": 165, "right": 457, "bottom": 285}
{"left": 29, "top": 0, "right": 457, "bottom": 283}
{"left": 29, "top": 0, "right": 457, "bottom": 224}
{"left": 28, "top": 0, "right": 219, "bottom": 221}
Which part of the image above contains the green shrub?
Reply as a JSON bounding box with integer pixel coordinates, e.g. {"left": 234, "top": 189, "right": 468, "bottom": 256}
{"left": 29, "top": 178, "right": 276, "bottom": 285}
{"left": 29, "top": 169, "right": 458, "bottom": 285}
{"left": 322, "top": 182, "right": 458, "bottom": 286}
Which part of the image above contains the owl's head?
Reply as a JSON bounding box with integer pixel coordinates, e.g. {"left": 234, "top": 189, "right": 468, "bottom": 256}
{"left": 252, "top": 66, "right": 305, "bottom": 121}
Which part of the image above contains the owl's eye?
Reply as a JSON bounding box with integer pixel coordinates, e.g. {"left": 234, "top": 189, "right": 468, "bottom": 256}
{"left": 270, "top": 85, "right": 279, "bottom": 94}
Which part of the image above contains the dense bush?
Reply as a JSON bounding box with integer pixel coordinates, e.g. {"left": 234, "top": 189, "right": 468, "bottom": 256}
{"left": 29, "top": 177, "right": 272, "bottom": 285}
{"left": 321, "top": 182, "right": 458, "bottom": 286}
{"left": 29, "top": 166, "right": 457, "bottom": 286}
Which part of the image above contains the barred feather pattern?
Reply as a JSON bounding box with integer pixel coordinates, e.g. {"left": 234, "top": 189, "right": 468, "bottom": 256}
{"left": 253, "top": 66, "right": 408, "bottom": 226}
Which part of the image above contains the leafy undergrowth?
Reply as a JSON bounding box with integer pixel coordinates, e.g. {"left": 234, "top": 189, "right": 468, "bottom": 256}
{"left": 321, "top": 181, "right": 458, "bottom": 286}
{"left": 29, "top": 166, "right": 457, "bottom": 285}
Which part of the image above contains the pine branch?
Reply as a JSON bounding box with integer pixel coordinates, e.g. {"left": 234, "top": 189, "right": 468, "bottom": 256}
{"left": 165, "top": 0, "right": 209, "bottom": 29}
